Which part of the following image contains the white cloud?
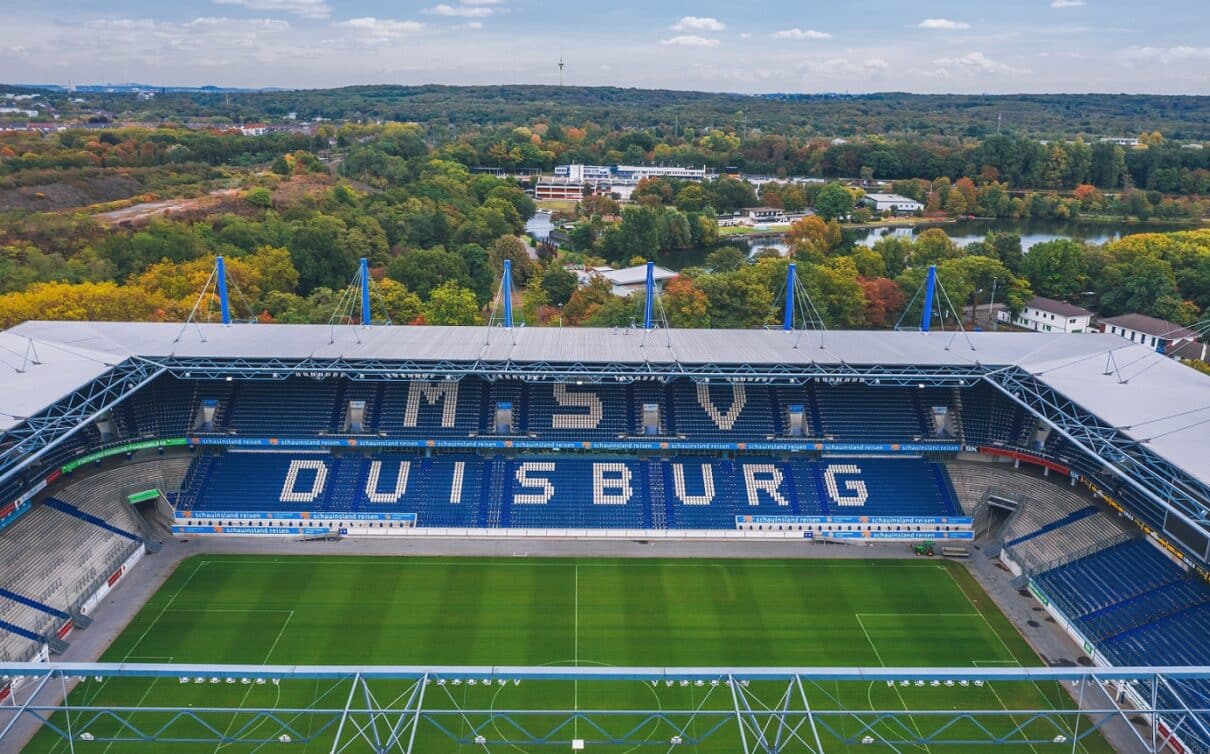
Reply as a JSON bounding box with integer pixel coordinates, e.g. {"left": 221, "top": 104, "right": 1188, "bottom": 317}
{"left": 772, "top": 28, "right": 831, "bottom": 40}
{"left": 794, "top": 56, "right": 887, "bottom": 76}
{"left": 424, "top": 4, "right": 493, "bottom": 17}
{"left": 933, "top": 51, "right": 1028, "bottom": 74}
{"left": 460, "top": 0, "right": 504, "bottom": 3}
{"left": 453, "top": 21, "right": 483, "bottom": 30}
{"left": 1120, "top": 45, "right": 1210, "bottom": 65}
{"left": 212, "top": 0, "right": 330, "bottom": 19}
{"left": 660, "top": 35, "right": 720, "bottom": 47}
{"left": 918, "top": 18, "right": 971, "bottom": 30}
{"left": 739, "top": 32, "right": 751, "bottom": 39}
{"left": 336, "top": 17, "right": 425, "bottom": 41}
{"left": 1050, "top": 0, "right": 1086, "bottom": 6}
{"left": 671, "top": 16, "right": 725, "bottom": 32}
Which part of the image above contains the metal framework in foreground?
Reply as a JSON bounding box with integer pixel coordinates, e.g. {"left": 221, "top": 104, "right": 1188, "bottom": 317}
{"left": 3, "top": 663, "right": 1209, "bottom": 753}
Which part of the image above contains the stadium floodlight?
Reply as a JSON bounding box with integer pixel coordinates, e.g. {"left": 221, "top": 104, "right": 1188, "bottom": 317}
{"left": 670, "top": 736, "right": 683, "bottom": 745}
{"left": 80, "top": 733, "right": 94, "bottom": 741}
{"left": 1053, "top": 735, "right": 1068, "bottom": 744}
{"left": 861, "top": 736, "right": 876, "bottom": 744}
{"left": 475, "top": 735, "right": 487, "bottom": 744}
{"left": 278, "top": 734, "right": 292, "bottom": 743}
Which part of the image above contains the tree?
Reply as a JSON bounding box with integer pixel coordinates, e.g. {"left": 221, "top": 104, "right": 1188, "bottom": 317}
{"left": 540, "top": 265, "right": 579, "bottom": 307}
{"left": 1021, "top": 239, "right": 1088, "bottom": 300}
{"left": 814, "top": 182, "right": 854, "bottom": 221}
{"left": 708, "top": 177, "right": 758, "bottom": 213}
{"left": 803, "top": 258, "right": 867, "bottom": 328}
{"left": 0, "top": 281, "right": 172, "bottom": 328}
{"left": 871, "top": 236, "right": 912, "bottom": 278}
{"left": 859, "top": 277, "right": 906, "bottom": 327}
{"left": 454, "top": 244, "right": 495, "bottom": 303}
{"left": 706, "top": 246, "right": 747, "bottom": 272}
{"left": 244, "top": 187, "right": 273, "bottom": 208}
{"left": 662, "top": 275, "right": 709, "bottom": 327}
{"left": 785, "top": 216, "right": 843, "bottom": 259}
{"left": 489, "top": 236, "right": 536, "bottom": 286}
{"left": 910, "top": 229, "right": 962, "bottom": 267}
{"left": 423, "top": 281, "right": 481, "bottom": 325}
{"left": 1099, "top": 253, "right": 1180, "bottom": 317}
{"left": 372, "top": 278, "right": 423, "bottom": 324}
{"left": 697, "top": 268, "right": 774, "bottom": 328}
{"left": 289, "top": 214, "right": 357, "bottom": 293}
{"left": 386, "top": 248, "right": 470, "bottom": 299}
{"left": 562, "top": 276, "right": 615, "bottom": 325}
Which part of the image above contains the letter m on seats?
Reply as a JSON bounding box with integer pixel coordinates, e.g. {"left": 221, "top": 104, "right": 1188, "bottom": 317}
{"left": 404, "top": 381, "right": 459, "bottom": 428}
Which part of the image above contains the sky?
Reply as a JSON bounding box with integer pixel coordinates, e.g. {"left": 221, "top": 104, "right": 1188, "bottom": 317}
{"left": 1, "top": 1, "right": 1208, "bottom": 94}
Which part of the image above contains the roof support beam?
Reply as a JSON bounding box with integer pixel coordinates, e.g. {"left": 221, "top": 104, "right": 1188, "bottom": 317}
{"left": 982, "top": 367, "right": 1210, "bottom": 531}
{"left": 0, "top": 359, "right": 166, "bottom": 490}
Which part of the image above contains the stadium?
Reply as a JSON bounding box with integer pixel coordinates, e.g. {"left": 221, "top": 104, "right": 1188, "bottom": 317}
{"left": 0, "top": 264, "right": 1209, "bottom": 754}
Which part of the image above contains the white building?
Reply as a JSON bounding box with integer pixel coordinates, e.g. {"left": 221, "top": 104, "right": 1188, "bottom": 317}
{"left": 533, "top": 180, "right": 588, "bottom": 201}
{"left": 614, "top": 165, "right": 709, "bottom": 181}
{"left": 554, "top": 164, "right": 612, "bottom": 182}
{"left": 860, "top": 193, "right": 924, "bottom": 214}
{"left": 741, "top": 207, "right": 787, "bottom": 224}
{"left": 1013, "top": 297, "right": 1093, "bottom": 333}
{"left": 1100, "top": 313, "right": 1199, "bottom": 353}
{"left": 1100, "top": 137, "right": 1141, "bottom": 148}
{"left": 577, "top": 264, "right": 678, "bottom": 298}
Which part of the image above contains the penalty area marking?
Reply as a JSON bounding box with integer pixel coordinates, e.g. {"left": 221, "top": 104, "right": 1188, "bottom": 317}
{"left": 854, "top": 614, "right": 932, "bottom": 754}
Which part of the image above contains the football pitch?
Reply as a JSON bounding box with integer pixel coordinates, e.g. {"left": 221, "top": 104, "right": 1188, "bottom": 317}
{"left": 24, "top": 555, "right": 1113, "bottom": 753}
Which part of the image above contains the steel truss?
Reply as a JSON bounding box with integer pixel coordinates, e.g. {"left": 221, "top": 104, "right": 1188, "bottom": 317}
{"left": 0, "top": 360, "right": 165, "bottom": 490}
{"left": 3, "top": 664, "right": 1209, "bottom": 752}
{"left": 143, "top": 354, "right": 988, "bottom": 386}
{"left": 983, "top": 367, "right": 1210, "bottom": 529}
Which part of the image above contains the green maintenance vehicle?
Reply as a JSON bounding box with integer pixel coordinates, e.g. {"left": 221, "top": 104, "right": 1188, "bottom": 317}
{"left": 913, "top": 540, "right": 935, "bottom": 557}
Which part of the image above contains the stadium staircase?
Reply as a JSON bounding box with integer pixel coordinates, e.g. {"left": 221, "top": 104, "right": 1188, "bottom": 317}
{"left": 43, "top": 499, "right": 140, "bottom": 542}
{"left": 0, "top": 587, "right": 69, "bottom": 622}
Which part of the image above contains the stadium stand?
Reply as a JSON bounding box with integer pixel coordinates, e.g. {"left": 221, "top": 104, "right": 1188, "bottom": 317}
{"left": 226, "top": 379, "right": 340, "bottom": 435}
{"left": 175, "top": 452, "right": 959, "bottom": 528}
{"left": 670, "top": 383, "right": 776, "bottom": 439}
{"left": 813, "top": 384, "right": 926, "bottom": 441}
{"left": 0, "top": 459, "right": 191, "bottom": 662}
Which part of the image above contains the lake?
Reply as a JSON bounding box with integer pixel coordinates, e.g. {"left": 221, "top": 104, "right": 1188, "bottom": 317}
{"left": 733, "top": 219, "right": 1191, "bottom": 258}
{"left": 529, "top": 211, "right": 1199, "bottom": 271}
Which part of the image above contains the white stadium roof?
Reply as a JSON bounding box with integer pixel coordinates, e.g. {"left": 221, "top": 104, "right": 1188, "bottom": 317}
{"left": 1, "top": 320, "right": 1208, "bottom": 489}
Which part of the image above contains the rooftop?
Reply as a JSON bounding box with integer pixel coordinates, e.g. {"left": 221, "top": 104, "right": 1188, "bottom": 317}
{"left": 1100, "top": 313, "right": 1199, "bottom": 340}
{"left": 1026, "top": 296, "right": 1093, "bottom": 318}
{"left": 863, "top": 193, "right": 922, "bottom": 203}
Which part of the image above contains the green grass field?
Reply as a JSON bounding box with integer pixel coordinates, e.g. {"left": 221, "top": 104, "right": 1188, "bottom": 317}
{"left": 24, "top": 556, "right": 1112, "bottom": 753}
